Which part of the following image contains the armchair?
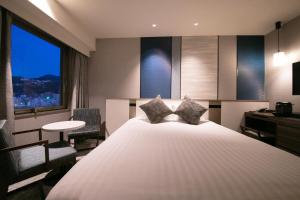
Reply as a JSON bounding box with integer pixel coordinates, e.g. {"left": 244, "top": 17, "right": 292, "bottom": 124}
{"left": 0, "top": 120, "right": 76, "bottom": 200}
{"left": 68, "top": 108, "right": 107, "bottom": 150}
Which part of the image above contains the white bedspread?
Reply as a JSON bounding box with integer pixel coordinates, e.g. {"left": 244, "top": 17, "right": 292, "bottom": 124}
{"left": 47, "top": 118, "right": 300, "bottom": 200}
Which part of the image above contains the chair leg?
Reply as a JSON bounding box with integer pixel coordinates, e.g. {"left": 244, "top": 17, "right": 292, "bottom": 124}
{"left": 0, "top": 183, "right": 8, "bottom": 200}
{"left": 72, "top": 157, "right": 76, "bottom": 165}
{"left": 96, "top": 138, "right": 99, "bottom": 146}
{"left": 74, "top": 138, "right": 77, "bottom": 149}
{"left": 38, "top": 181, "right": 45, "bottom": 200}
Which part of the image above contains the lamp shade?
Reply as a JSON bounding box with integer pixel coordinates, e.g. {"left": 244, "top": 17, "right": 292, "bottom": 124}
{"left": 273, "top": 51, "right": 287, "bottom": 67}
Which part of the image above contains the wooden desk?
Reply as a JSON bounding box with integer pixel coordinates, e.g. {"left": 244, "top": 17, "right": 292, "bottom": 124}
{"left": 244, "top": 111, "right": 300, "bottom": 155}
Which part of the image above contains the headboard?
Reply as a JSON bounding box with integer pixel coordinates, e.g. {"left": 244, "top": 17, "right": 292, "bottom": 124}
{"left": 136, "top": 99, "right": 209, "bottom": 120}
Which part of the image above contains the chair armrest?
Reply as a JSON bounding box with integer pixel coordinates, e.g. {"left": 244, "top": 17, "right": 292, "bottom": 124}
{"left": 0, "top": 140, "right": 50, "bottom": 166}
{"left": 13, "top": 129, "right": 43, "bottom": 141}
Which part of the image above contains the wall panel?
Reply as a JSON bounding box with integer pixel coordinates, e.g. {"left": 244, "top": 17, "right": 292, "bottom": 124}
{"left": 171, "top": 37, "right": 181, "bottom": 99}
{"left": 140, "top": 37, "right": 172, "bottom": 98}
{"left": 218, "top": 36, "right": 237, "bottom": 100}
{"left": 181, "top": 36, "right": 218, "bottom": 99}
{"left": 88, "top": 38, "right": 140, "bottom": 121}
{"left": 237, "top": 36, "right": 265, "bottom": 100}
{"left": 106, "top": 99, "right": 129, "bottom": 135}
{"left": 221, "top": 101, "right": 269, "bottom": 131}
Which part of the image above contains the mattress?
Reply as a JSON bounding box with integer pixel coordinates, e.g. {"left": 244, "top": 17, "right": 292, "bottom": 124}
{"left": 47, "top": 118, "right": 300, "bottom": 200}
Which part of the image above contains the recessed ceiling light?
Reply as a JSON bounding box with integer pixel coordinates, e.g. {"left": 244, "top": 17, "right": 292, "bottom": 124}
{"left": 194, "top": 22, "right": 199, "bottom": 26}
{"left": 152, "top": 24, "right": 157, "bottom": 28}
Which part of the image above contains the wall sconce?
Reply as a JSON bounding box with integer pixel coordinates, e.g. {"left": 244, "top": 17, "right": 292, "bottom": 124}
{"left": 273, "top": 21, "right": 287, "bottom": 67}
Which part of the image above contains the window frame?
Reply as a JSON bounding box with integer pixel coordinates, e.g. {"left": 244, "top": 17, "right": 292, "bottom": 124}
{"left": 11, "top": 14, "right": 68, "bottom": 115}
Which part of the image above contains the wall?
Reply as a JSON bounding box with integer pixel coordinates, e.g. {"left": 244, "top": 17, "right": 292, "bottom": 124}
{"left": 171, "top": 37, "right": 182, "bottom": 99}
{"left": 221, "top": 101, "right": 269, "bottom": 131}
{"left": 265, "top": 15, "right": 300, "bottom": 112}
{"left": 14, "top": 111, "right": 70, "bottom": 146}
{"left": 88, "top": 35, "right": 267, "bottom": 124}
{"left": 87, "top": 36, "right": 239, "bottom": 122}
{"left": 218, "top": 36, "right": 237, "bottom": 100}
{"left": 237, "top": 36, "right": 265, "bottom": 100}
{"left": 181, "top": 36, "right": 218, "bottom": 99}
{"left": 106, "top": 99, "right": 129, "bottom": 134}
{"left": 0, "top": 0, "right": 94, "bottom": 56}
{"left": 88, "top": 38, "right": 140, "bottom": 120}
{"left": 140, "top": 37, "right": 172, "bottom": 98}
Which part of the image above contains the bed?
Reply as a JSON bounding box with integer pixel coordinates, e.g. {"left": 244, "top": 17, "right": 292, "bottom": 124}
{"left": 47, "top": 101, "right": 300, "bottom": 200}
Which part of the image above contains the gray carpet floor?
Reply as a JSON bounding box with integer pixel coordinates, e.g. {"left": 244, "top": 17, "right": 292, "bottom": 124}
{"left": 8, "top": 178, "right": 54, "bottom": 200}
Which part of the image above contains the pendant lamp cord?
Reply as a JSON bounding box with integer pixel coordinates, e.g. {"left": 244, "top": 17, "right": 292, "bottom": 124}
{"left": 278, "top": 28, "right": 280, "bottom": 52}
{"left": 275, "top": 21, "right": 282, "bottom": 52}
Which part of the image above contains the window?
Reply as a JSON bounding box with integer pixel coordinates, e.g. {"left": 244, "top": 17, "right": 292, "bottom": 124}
{"left": 11, "top": 21, "right": 64, "bottom": 113}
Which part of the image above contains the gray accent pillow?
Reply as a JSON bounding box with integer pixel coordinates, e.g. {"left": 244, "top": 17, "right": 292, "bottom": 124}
{"left": 175, "top": 97, "right": 207, "bottom": 125}
{"left": 139, "top": 96, "right": 173, "bottom": 123}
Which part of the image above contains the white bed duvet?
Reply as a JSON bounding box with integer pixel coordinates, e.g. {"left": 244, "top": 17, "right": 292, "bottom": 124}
{"left": 47, "top": 118, "right": 300, "bottom": 200}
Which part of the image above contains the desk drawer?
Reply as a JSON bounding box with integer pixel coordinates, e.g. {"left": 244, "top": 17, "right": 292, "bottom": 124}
{"left": 277, "top": 125, "right": 300, "bottom": 154}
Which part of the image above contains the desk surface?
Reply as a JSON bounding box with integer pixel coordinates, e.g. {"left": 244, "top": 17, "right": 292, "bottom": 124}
{"left": 246, "top": 111, "right": 300, "bottom": 128}
{"left": 42, "top": 121, "right": 85, "bottom": 132}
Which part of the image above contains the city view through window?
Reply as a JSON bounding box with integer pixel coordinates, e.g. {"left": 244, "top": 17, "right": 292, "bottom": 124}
{"left": 11, "top": 24, "right": 61, "bottom": 109}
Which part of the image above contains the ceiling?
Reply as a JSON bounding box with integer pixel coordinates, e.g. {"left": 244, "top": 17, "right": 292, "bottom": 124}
{"left": 56, "top": 0, "right": 300, "bottom": 38}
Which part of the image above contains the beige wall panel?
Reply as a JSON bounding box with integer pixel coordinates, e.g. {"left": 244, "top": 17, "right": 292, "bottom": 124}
{"left": 218, "top": 36, "right": 237, "bottom": 100}
{"left": 106, "top": 99, "right": 129, "bottom": 135}
{"left": 221, "top": 101, "right": 269, "bottom": 131}
{"left": 181, "top": 36, "right": 218, "bottom": 99}
{"left": 88, "top": 38, "right": 140, "bottom": 121}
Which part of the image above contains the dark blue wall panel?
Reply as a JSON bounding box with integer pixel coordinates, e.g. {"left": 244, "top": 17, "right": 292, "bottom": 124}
{"left": 237, "top": 36, "right": 265, "bottom": 100}
{"left": 140, "top": 37, "right": 172, "bottom": 98}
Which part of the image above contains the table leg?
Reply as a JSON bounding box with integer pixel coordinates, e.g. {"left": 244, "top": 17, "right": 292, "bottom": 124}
{"left": 60, "top": 132, "right": 64, "bottom": 142}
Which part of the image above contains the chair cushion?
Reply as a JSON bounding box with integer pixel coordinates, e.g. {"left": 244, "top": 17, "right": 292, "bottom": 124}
{"left": 19, "top": 146, "right": 76, "bottom": 173}
{"left": 0, "top": 120, "right": 20, "bottom": 180}
{"left": 68, "top": 125, "right": 100, "bottom": 138}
